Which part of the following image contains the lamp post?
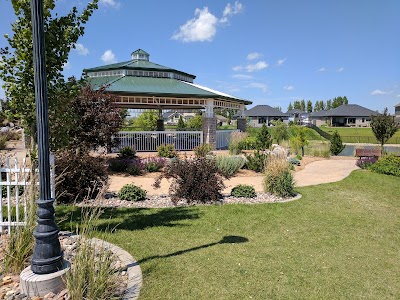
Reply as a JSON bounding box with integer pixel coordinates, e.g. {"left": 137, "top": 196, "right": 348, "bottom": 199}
{"left": 30, "top": 0, "right": 63, "bottom": 274}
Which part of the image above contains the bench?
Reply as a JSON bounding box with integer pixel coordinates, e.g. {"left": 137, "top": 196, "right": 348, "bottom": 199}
{"left": 355, "top": 148, "right": 381, "bottom": 159}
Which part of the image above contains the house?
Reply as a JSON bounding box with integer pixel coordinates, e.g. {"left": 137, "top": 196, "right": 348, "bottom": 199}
{"left": 395, "top": 103, "right": 400, "bottom": 123}
{"left": 286, "top": 109, "right": 309, "bottom": 124}
{"left": 163, "top": 111, "right": 195, "bottom": 125}
{"left": 309, "top": 104, "right": 378, "bottom": 127}
{"left": 244, "top": 105, "right": 287, "bottom": 127}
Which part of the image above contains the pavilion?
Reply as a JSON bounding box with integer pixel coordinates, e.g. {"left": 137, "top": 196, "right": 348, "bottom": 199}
{"left": 84, "top": 49, "right": 252, "bottom": 147}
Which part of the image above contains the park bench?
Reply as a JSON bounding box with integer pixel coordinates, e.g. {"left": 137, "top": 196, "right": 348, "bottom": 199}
{"left": 355, "top": 148, "right": 381, "bottom": 159}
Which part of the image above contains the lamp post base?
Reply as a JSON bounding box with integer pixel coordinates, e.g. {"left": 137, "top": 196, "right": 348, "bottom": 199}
{"left": 20, "top": 259, "right": 70, "bottom": 297}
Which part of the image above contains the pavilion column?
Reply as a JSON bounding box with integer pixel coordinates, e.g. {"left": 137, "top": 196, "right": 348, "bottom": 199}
{"left": 156, "top": 108, "right": 164, "bottom": 131}
{"left": 237, "top": 104, "right": 247, "bottom": 132}
{"left": 202, "top": 99, "right": 216, "bottom": 148}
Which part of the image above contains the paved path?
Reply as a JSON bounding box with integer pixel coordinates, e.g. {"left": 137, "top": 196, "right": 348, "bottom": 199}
{"left": 109, "top": 159, "right": 359, "bottom": 195}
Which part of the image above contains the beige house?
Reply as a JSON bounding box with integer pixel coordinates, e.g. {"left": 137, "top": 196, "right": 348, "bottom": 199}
{"left": 309, "top": 104, "right": 378, "bottom": 127}
{"left": 244, "top": 105, "right": 287, "bottom": 128}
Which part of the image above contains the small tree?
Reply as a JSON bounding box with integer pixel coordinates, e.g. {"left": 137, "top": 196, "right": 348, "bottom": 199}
{"left": 272, "top": 120, "right": 288, "bottom": 145}
{"left": 330, "top": 130, "right": 345, "bottom": 155}
{"left": 176, "top": 115, "right": 185, "bottom": 131}
{"left": 371, "top": 108, "right": 399, "bottom": 155}
{"left": 290, "top": 125, "right": 309, "bottom": 156}
{"left": 287, "top": 102, "right": 293, "bottom": 111}
{"left": 256, "top": 123, "right": 272, "bottom": 150}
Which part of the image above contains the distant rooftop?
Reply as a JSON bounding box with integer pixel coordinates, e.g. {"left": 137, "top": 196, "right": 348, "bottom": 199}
{"left": 310, "top": 104, "right": 378, "bottom": 117}
{"left": 245, "top": 105, "right": 287, "bottom": 117}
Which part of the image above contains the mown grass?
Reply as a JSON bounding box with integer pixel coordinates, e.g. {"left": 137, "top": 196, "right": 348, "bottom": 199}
{"left": 319, "top": 127, "right": 400, "bottom": 144}
{"left": 56, "top": 171, "right": 400, "bottom": 300}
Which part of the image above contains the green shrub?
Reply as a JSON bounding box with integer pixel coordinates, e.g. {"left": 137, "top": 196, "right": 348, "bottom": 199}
{"left": 118, "top": 184, "right": 147, "bottom": 201}
{"left": 231, "top": 184, "right": 256, "bottom": 198}
{"left": 215, "top": 155, "right": 246, "bottom": 177}
{"left": 295, "top": 154, "right": 302, "bottom": 160}
{"left": 157, "top": 144, "right": 177, "bottom": 158}
{"left": 56, "top": 151, "right": 108, "bottom": 204}
{"left": 369, "top": 155, "right": 400, "bottom": 177}
{"left": 118, "top": 146, "right": 136, "bottom": 159}
{"left": 194, "top": 143, "right": 213, "bottom": 157}
{"left": 263, "top": 158, "right": 295, "bottom": 197}
{"left": 154, "top": 157, "right": 224, "bottom": 204}
{"left": 244, "top": 151, "right": 268, "bottom": 173}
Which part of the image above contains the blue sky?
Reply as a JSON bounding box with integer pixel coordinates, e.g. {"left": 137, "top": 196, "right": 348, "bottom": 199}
{"left": 1, "top": 0, "right": 399, "bottom": 113}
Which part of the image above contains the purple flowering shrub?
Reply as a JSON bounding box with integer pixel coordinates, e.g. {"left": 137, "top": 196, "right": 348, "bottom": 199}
{"left": 143, "top": 157, "right": 166, "bottom": 172}
{"left": 356, "top": 157, "right": 378, "bottom": 169}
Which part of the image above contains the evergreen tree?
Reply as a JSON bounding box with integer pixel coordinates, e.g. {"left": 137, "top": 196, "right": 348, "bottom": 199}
{"left": 330, "top": 130, "right": 345, "bottom": 155}
{"left": 256, "top": 123, "right": 272, "bottom": 150}
{"left": 274, "top": 106, "right": 282, "bottom": 112}
{"left": 343, "top": 96, "right": 349, "bottom": 105}
{"left": 177, "top": 115, "right": 185, "bottom": 131}
{"left": 293, "top": 100, "right": 301, "bottom": 110}
{"left": 306, "top": 100, "right": 313, "bottom": 113}
{"left": 326, "top": 100, "right": 332, "bottom": 110}
{"left": 287, "top": 102, "right": 293, "bottom": 111}
{"left": 300, "top": 99, "right": 306, "bottom": 112}
{"left": 371, "top": 108, "right": 399, "bottom": 155}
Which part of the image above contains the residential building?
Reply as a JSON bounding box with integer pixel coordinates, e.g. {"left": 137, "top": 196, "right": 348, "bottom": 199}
{"left": 244, "top": 105, "right": 287, "bottom": 127}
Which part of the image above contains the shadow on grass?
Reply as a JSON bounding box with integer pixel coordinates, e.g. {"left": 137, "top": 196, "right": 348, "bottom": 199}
{"left": 138, "top": 235, "right": 249, "bottom": 264}
{"left": 56, "top": 205, "right": 202, "bottom": 232}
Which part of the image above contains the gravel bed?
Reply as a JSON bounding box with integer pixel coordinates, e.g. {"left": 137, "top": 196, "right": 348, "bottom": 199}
{"left": 77, "top": 192, "right": 301, "bottom": 209}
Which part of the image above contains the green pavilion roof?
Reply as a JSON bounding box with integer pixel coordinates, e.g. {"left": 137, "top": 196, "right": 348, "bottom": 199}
{"left": 87, "top": 75, "right": 251, "bottom": 104}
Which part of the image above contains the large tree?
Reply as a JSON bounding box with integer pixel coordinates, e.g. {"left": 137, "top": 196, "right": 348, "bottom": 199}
{"left": 371, "top": 108, "right": 399, "bottom": 155}
{"left": 0, "top": 0, "right": 98, "bottom": 147}
{"left": 306, "top": 100, "right": 313, "bottom": 113}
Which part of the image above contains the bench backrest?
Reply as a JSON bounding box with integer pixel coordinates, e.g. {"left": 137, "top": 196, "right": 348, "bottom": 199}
{"left": 355, "top": 148, "right": 381, "bottom": 156}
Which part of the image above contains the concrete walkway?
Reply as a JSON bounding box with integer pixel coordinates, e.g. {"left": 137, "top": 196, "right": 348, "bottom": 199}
{"left": 109, "top": 159, "right": 359, "bottom": 195}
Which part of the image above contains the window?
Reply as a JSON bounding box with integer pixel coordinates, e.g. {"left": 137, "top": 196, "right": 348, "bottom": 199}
{"left": 362, "top": 118, "right": 365, "bottom": 123}
{"left": 258, "top": 117, "right": 267, "bottom": 124}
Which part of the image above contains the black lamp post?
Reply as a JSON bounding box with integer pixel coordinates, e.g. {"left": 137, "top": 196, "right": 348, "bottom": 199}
{"left": 30, "top": 0, "right": 63, "bottom": 274}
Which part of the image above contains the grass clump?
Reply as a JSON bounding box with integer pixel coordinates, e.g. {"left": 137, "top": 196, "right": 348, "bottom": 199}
{"left": 231, "top": 184, "right": 256, "bottom": 198}
{"left": 263, "top": 157, "right": 295, "bottom": 197}
{"left": 66, "top": 208, "right": 120, "bottom": 300}
{"left": 118, "top": 184, "right": 147, "bottom": 201}
{"left": 215, "top": 155, "right": 246, "bottom": 177}
{"left": 228, "top": 132, "right": 248, "bottom": 154}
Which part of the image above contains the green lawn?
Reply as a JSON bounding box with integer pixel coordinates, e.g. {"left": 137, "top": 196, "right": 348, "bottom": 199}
{"left": 57, "top": 171, "right": 400, "bottom": 299}
{"left": 319, "top": 127, "right": 400, "bottom": 144}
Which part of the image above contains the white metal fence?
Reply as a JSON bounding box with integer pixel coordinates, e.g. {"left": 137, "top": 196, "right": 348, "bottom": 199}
{"left": 0, "top": 156, "right": 55, "bottom": 234}
{"left": 114, "top": 131, "right": 203, "bottom": 152}
{"left": 216, "top": 130, "right": 239, "bottom": 149}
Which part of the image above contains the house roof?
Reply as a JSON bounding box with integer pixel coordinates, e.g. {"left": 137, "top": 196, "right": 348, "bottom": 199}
{"left": 309, "top": 104, "right": 379, "bottom": 117}
{"left": 245, "top": 105, "right": 287, "bottom": 117}
{"left": 395, "top": 103, "right": 400, "bottom": 107}
{"left": 286, "top": 109, "right": 306, "bottom": 114}
{"left": 87, "top": 76, "right": 251, "bottom": 104}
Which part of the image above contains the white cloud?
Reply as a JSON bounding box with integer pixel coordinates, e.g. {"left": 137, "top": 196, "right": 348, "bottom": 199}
{"left": 317, "top": 67, "right": 326, "bottom": 72}
{"left": 172, "top": 7, "right": 218, "bottom": 42}
{"left": 99, "top": 0, "right": 120, "bottom": 8}
{"left": 62, "top": 61, "right": 71, "bottom": 70}
{"left": 73, "top": 43, "right": 89, "bottom": 56}
{"left": 232, "top": 74, "right": 253, "bottom": 80}
{"left": 277, "top": 58, "right": 287, "bottom": 66}
{"left": 370, "top": 89, "right": 391, "bottom": 96}
{"left": 232, "top": 65, "right": 243, "bottom": 71}
{"left": 247, "top": 82, "right": 268, "bottom": 92}
{"left": 220, "top": 1, "right": 244, "bottom": 24}
{"left": 397, "top": 94, "right": 400, "bottom": 98}
{"left": 247, "top": 52, "right": 262, "bottom": 60}
{"left": 101, "top": 50, "right": 117, "bottom": 64}
{"left": 284, "top": 85, "right": 294, "bottom": 91}
{"left": 245, "top": 61, "right": 268, "bottom": 72}
{"left": 337, "top": 67, "right": 344, "bottom": 72}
